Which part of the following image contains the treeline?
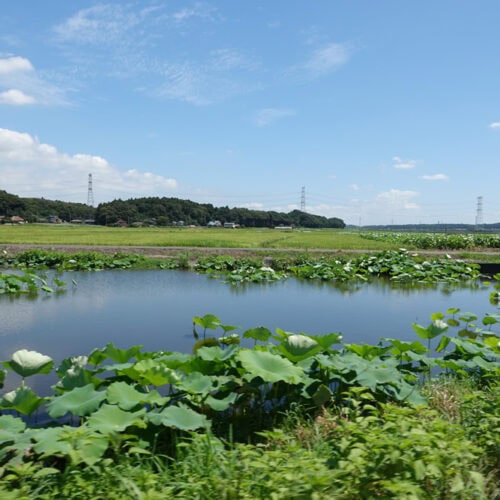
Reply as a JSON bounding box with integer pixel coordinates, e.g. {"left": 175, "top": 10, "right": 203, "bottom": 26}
{"left": 0, "top": 190, "right": 95, "bottom": 222}
{"left": 94, "top": 197, "right": 346, "bottom": 228}
{"left": 0, "top": 190, "right": 345, "bottom": 228}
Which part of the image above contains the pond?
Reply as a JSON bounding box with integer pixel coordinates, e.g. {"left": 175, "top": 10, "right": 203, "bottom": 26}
{"left": 1, "top": 270, "right": 495, "bottom": 366}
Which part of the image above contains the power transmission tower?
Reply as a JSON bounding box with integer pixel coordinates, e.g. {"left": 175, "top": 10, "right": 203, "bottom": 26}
{"left": 300, "top": 186, "right": 306, "bottom": 212}
{"left": 87, "top": 173, "right": 94, "bottom": 207}
{"left": 475, "top": 196, "right": 483, "bottom": 227}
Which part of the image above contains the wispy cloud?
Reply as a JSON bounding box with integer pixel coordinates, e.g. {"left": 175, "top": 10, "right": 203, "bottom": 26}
{"left": 287, "top": 41, "right": 353, "bottom": 82}
{"left": 376, "top": 189, "right": 420, "bottom": 210}
{"left": 0, "top": 55, "right": 67, "bottom": 106}
{"left": 489, "top": 122, "right": 500, "bottom": 129}
{"left": 0, "top": 128, "right": 177, "bottom": 203}
{"left": 172, "top": 2, "right": 216, "bottom": 23}
{"left": 254, "top": 107, "right": 295, "bottom": 127}
{"left": 420, "top": 174, "right": 448, "bottom": 181}
{"left": 53, "top": 4, "right": 143, "bottom": 45}
{"left": 304, "top": 43, "right": 352, "bottom": 77}
{"left": 392, "top": 156, "right": 417, "bottom": 170}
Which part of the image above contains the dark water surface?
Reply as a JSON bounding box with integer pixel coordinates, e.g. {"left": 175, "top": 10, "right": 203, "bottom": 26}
{"left": 1, "top": 270, "right": 495, "bottom": 363}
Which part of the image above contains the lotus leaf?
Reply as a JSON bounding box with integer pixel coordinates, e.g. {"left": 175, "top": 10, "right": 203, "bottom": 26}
{"left": 133, "top": 359, "right": 180, "bottom": 386}
{"left": 243, "top": 327, "right": 272, "bottom": 343}
{"left": 146, "top": 404, "right": 209, "bottom": 430}
{"left": 237, "top": 349, "right": 304, "bottom": 384}
{"left": 3, "top": 349, "right": 54, "bottom": 378}
{"left": 277, "top": 334, "right": 322, "bottom": 362}
{"left": 0, "top": 386, "right": 46, "bottom": 415}
{"left": 106, "top": 382, "right": 166, "bottom": 410}
{"left": 46, "top": 384, "right": 106, "bottom": 418}
{"left": 87, "top": 404, "right": 146, "bottom": 434}
{"left": 88, "top": 343, "right": 143, "bottom": 365}
{"left": 0, "top": 415, "right": 26, "bottom": 444}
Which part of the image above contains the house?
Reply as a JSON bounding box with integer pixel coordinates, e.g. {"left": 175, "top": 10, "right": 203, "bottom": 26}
{"left": 10, "top": 215, "right": 26, "bottom": 224}
{"left": 223, "top": 222, "right": 238, "bottom": 229}
{"left": 207, "top": 220, "right": 222, "bottom": 228}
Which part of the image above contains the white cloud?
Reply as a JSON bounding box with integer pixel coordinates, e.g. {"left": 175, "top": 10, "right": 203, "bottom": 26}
{"left": 489, "top": 122, "right": 500, "bottom": 129}
{"left": 392, "top": 156, "right": 417, "bottom": 170}
{"left": 254, "top": 108, "right": 295, "bottom": 127}
{"left": 0, "top": 56, "right": 67, "bottom": 106}
{"left": 0, "top": 128, "right": 177, "bottom": 203}
{"left": 420, "top": 174, "right": 448, "bottom": 181}
{"left": 0, "top": 56, "right": 34, "bottom": 75}
{"left": 304, "top": 42, "right": 352, "bottom": 77}
{"left": 350, "top": 183, "right": 360, "bottom": 191}
{"left": 0, "top": 89, "right": 36, "bottom": 105}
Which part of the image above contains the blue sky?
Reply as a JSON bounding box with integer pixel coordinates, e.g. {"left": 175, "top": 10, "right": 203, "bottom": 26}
{"left": 1, "top": 1, "right": 499, "bottom": 225}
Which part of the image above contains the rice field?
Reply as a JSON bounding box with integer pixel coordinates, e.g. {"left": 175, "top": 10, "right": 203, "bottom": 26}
{"left": 0, "top": 225, "right": 395, "bottom": 250}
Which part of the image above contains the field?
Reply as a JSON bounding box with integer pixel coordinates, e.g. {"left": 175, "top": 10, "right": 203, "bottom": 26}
{"left": 1, "top": 224, "right": 499, "bottom": 262}
{"left": 0, "top": 224, "right": 392, "bottom": 249}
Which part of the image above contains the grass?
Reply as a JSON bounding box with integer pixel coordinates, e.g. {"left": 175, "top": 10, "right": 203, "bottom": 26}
{"left": 0, "top": 225, "right": 390, "bottom": 249}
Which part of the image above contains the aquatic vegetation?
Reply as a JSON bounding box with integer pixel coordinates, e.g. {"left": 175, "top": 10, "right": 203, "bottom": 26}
{"left": 360, "top": 231, "right": 500, "bottom": 249}
{"left": 0, "top": 271, "right": 67, "bottom": 294}
{"left": 196, "top": 249, "right": 483, "bottom": 284}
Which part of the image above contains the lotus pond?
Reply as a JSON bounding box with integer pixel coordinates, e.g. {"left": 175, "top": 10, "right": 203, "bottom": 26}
{"left": 1, "top": 268, "right": 497, "bottom": 392}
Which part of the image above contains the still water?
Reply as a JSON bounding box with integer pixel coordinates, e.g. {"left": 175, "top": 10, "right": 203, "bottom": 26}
{"left": 1, "top": 270, "right": 495, "bottom": 366}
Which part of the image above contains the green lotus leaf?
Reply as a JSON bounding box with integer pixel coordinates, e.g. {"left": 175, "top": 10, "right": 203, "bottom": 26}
{"left": 309, "top": 332, "right": 343, "bottom": 350}
{"left": 106, "top": 382, "right": 166, "bottom": 410}
{"left": 193, "top": 314, "right": 221, "bottom": 330}
{"left": 0, "top": 415, "right": 26, "bottom": 444}
{"left": 205, "top": 393, "right": 238, "bottom": 411}
{"left": 32, "top": 427, "right": 72, "bottom": 456}
{"left": 0, "top": 386, "right": 46, "bottom": 415}
{"left": 243, "top": 327, "right": 272, "bottom": 343}
{"left": 276, "top": 334, "right": 322, "bottom": 362}
{"left": 3, "top": 349, "right": 54, "bottom": 378}
{"left": 237, "top": 349, "right": 304, "bottom": 384}
{"left": 197, "top": 344, "right": 239, "bottom": 361}
{"left": 133, "top": 359, "right": 180, "bottom": 386}
{"left": 88, "top": 343, "right": 143, "bottom": 365}
{"left": 87, "top": 404, "right": 146, "bottom": 435}
{"left": 46, "top": 384, "right": 106, "bottom": 418}
{"left": 146, "top": 404, "right": 209, "bottom": 431}
{"left": 177, "top": 372, "right": 213, "bottom": 395}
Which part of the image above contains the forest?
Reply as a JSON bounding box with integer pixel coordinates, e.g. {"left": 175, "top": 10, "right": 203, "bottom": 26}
{"left": 0, "top": 190, "right": 346, "bottom": 228}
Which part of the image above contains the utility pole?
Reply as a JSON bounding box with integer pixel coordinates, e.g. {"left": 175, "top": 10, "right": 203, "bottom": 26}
{"left": 475, "top": 196, "right": 483, "bottom": 228}
{"left": 300, "top": 186, "right": 306, "bottom": 212}
{"left": 87, "top": 173, "right": 94, "bottom": 207}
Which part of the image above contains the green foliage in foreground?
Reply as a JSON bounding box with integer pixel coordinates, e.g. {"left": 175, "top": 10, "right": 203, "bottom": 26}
{"left": 0, "top": 298, "right": 498, "bottom": 498}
